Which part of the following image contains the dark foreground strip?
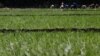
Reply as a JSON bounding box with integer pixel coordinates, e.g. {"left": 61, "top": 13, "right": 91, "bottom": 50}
{"left": 0, "top": 28, "right": 100, "bottom": 33}
{"left": 0, "top": 14, "right": 100, "bottom": 16}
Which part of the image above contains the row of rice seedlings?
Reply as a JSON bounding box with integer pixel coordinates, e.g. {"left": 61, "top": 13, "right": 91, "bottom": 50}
{"left": 0, "top": 9, "right": 100, "bottom": 15}
{"left": 0, "top": 15, "right": 100, "bottom": 29}
{"left": 0, "top": 32, "right": 100, "bottom": 56}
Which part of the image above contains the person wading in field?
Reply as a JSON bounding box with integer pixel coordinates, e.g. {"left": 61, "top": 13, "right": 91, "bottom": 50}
{"left": 81, "top": 5, "right": 87, "bottom": 9}
{"left": 89, "top": 3, "right": 95, "bottom": 8}
{"left": 60, "top": 2, "right": 64, "bottom": 11}
{"left": 50, "top": 4, "right": 54, "bottom": 8}
{"left": 71, "top": 2, "right": 78, "bottom": 9}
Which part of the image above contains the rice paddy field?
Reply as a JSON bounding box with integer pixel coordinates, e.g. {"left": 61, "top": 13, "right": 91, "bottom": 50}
{"left": 0, "top": 8, "right": 100, "bottom": 56}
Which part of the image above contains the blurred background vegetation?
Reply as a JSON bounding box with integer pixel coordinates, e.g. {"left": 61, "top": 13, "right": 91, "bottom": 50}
{"left": 0, "top": 0, "right": 99, "bottom": 8}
